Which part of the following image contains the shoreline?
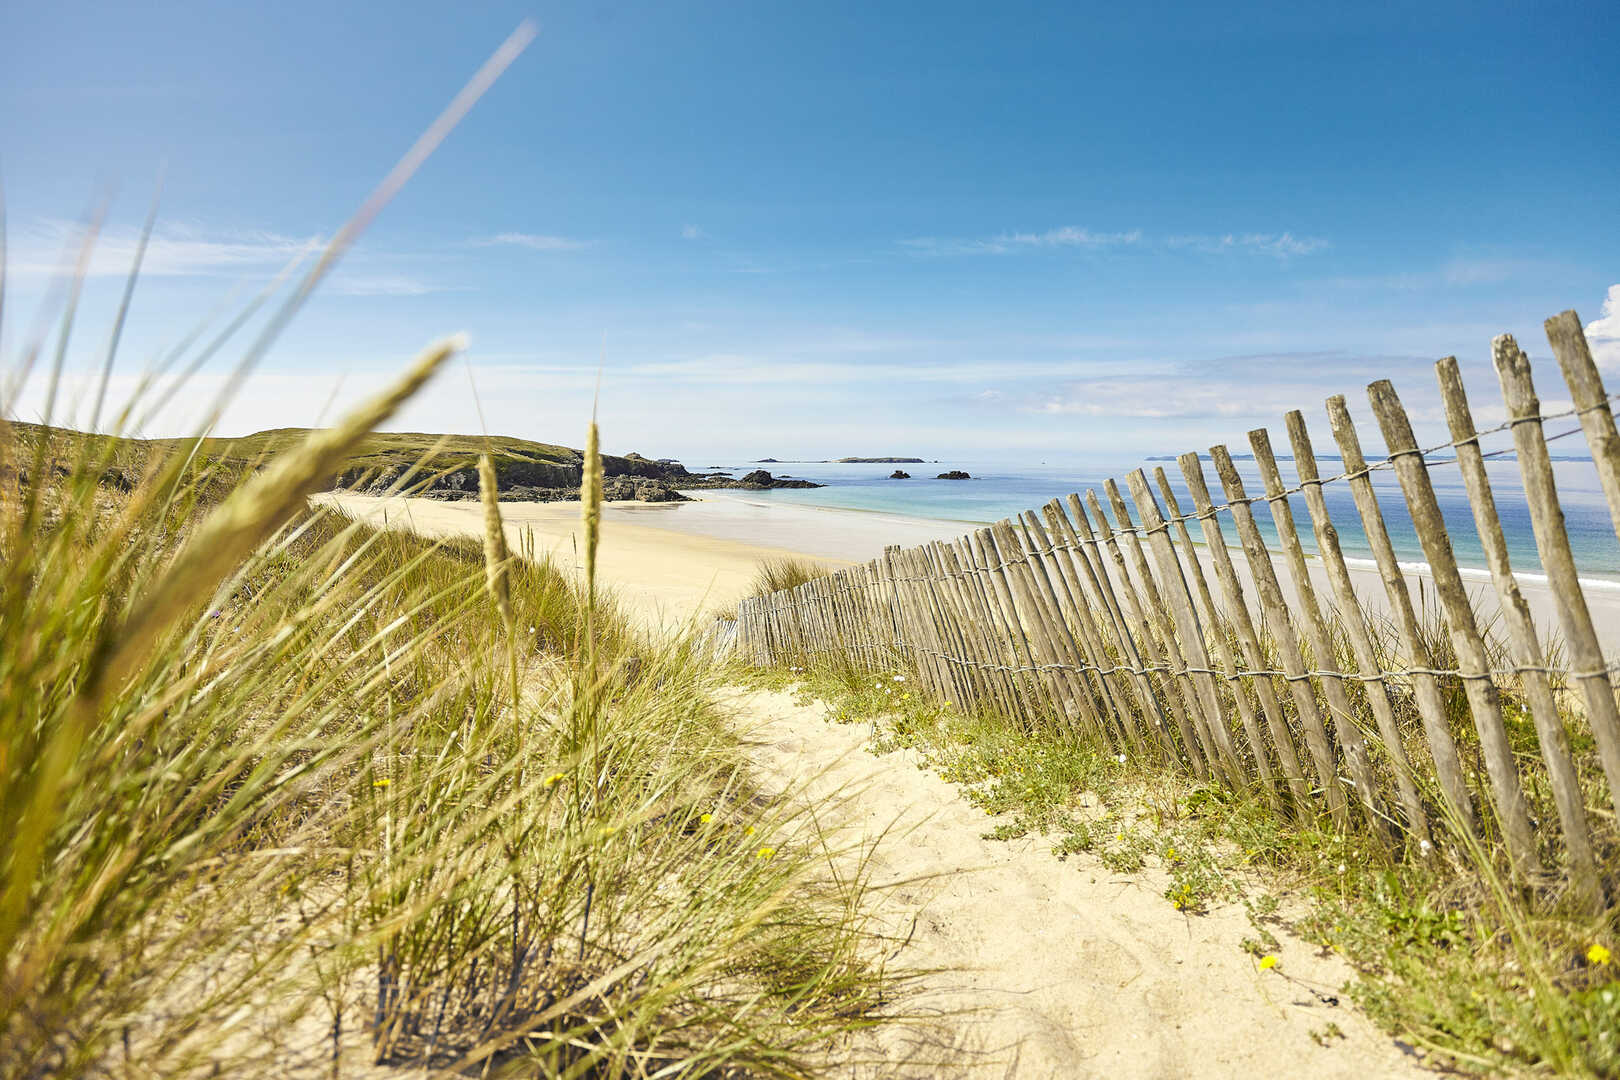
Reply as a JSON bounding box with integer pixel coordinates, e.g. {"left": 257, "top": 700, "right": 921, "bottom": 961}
{"left": 320, "top": 491, "right": 1620, "bottom": 648}
{"left": 686, "top": 490, "right": 1620, "bottom": 591}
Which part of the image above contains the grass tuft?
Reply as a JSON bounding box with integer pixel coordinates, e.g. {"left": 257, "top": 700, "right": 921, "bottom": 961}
{"left": 749, "top": 556, "right": 830, "bottom": 598}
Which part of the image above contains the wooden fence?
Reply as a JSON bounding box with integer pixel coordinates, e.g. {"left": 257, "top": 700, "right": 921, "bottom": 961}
{"left": 731, "top": 312, "right": 1620, "bottom": 908}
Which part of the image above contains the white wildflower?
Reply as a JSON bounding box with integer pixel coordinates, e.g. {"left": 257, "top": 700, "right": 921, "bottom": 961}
{"left": 1116, "top": 754, "right": 1126, "bottom": 764}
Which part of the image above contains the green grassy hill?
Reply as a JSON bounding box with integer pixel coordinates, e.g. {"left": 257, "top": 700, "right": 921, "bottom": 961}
{"left": 7, "top": 421, "right": 694, "bottom": 493}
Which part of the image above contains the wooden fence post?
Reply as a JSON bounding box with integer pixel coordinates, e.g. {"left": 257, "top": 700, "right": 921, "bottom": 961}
{"left": 1323, "top": 394, "right": 1479, "bottom": 843}
{"left": 1283, "top": 411, "right": 1432, "bottom": 849}
{"left": 1247, "top": 428, "right": 1389, "bottom": 839}
{"left": 1496, "top": 332, "right": 1620, "bottom": 827}
{"left": 1209, "top": 445, "right": 1350, "bottom": 828}
{"left": 1083, "top": 490, "right": 1206, "bottom": 775}
{"left": 1022, "top": 510, "right": 1131, "bottom": 747}
{"left": 973, "top": 529, "right": 1053, "bottom": 727}
{"left": 946, "top": 540, "right": 1031, "bottom": 723}
{"left": 1175, "top": 453, "right": 1309, "bottom": 811}
{"left": 1046, "top": 498, "right": 1159, "bottom": 752}
{"left": 1125, "top": 469, "right": 1247, "bottom": 787}
{"left": 1152, "top": 467, "right": 1283, "bottom": 810}
{"left": 988, "top": 521, "right": 1085, "bottom": 731}
{"left": 1434, "top": 353, "right": 1598, "bottom": 905}
{"left": 1546, "top": 310, "right": 1620, "bottom": 546}
{"left": 1367, "top": 379, "right": 1542, "bottom": 879}
{"left": 996, "top": 518, "right": 1105, "bottom": 735}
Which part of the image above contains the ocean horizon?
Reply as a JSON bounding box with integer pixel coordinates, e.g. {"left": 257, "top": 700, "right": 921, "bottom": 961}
{"left": 677, "top": 448, "right": 1620, "bottom": 588}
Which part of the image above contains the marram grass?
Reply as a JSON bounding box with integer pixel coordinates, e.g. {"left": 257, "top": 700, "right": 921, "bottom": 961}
{"left": 748, "top": 556, "right": 830, "bottom": 599}
{"left": 2, "top": 397, "right": 896, "bottom": 1076}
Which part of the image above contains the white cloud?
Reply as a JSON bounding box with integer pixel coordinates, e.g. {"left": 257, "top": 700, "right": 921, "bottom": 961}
{"left": 680, "top": 224, "right": 704, "bottom": 240}
{"left": 1166, "top": 232, "right": 1327, "bottom": 257}
{"left": 901, "top": 226, "right": 1141, "bottom": 256}
{"left": 1585, "top": 284, "right": 1620, "bottom": 373}
{"left": 905, "top": 227, "right": 1323, "bottom": 258}
{"left": 10, "top": 219, "right": 319, "bottom": 279}
{"left": 1030, "top": 378, "right": 1288, "bottom": 420}
{"left": 471, "top": 232, "right": 586, "bottom": 251}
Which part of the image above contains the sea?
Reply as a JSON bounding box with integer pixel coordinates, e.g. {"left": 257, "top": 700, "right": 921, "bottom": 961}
{"left": 674, "top": 449, "right": 1620, "bottom": 590}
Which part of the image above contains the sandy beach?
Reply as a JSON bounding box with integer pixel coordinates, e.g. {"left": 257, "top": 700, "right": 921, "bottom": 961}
{"left": 323, "top": 491, "right": 1620, "bottom": 648}
{"left": 318, "top": 493, "right": 853, "bottom": 632}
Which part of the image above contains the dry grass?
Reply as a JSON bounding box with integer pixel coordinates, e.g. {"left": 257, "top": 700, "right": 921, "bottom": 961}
{"left": 0, "top": 43, "right": 900, "bottom": 1069}
{"left": 748, "top": 557, "right": 830, "bottom": 599}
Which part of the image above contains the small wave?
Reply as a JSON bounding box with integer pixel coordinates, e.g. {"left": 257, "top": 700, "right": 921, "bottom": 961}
{"left": 1339, "top": 555, "right": 1620, "bottom": 593}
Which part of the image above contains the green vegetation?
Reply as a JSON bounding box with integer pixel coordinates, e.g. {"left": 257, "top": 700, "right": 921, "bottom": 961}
{"left": 191, "top": 426, "right": 585, "bottom": 484}
{"left": 1, "top": 382, "right": 895, "bottom": 1077}
{"left": 743, "top": 650, "right": 1620, "bottom": 1078}
{"left": 6, "top": 418, "right": 695, "bottom": 502}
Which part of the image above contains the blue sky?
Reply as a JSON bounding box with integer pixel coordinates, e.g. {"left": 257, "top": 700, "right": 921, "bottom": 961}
{"left": 2, "top": 0, "right": 1617, "bottom": 463}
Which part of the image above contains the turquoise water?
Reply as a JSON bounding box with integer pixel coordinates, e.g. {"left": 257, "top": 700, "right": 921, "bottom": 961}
{"left": 691, "top": 447, "right": 1620, "bottom": 584}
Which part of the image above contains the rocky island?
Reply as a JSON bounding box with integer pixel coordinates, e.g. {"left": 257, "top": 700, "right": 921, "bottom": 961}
{"left": 302, "top": 431, "right": 825, "bottom": 504}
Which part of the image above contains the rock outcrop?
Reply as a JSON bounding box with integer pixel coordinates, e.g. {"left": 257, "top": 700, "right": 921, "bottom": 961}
{"left": 889, "top": 470, "right": 911, "bottom": 479}
{"left": 736, "top": 469, "right": 824, "bottom": 490}
{"left": 423, "top": 476, "right": 690, "bottom": 504}
{"left": 936, "top": 470, "right": 971, "bottom": 480}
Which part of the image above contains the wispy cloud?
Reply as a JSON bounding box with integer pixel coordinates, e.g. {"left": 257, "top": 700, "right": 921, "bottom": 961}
{"left": 552, "top": 351, "right": 1105, "bottom": 387}
{"left": 1165, "top": 232, "right": 1328, "bottom": 257}
{"left": 10, "top": 219, "right": 319, "bottom": 279}
{"left": 901, "top": 225, "right": 1142, "bottom": 256}
{"left": 680, "top": 224, "right": 704, "bottom": 240}
{"left": 903, "top": 227, "right": 1325, "bottom": 258}
{"left": 1024, "top": 349, "right": 1434, "bottom": 422}
{"left": 1587, "top": 284, "right": 1620, "bottom": 372}
{"left": 471, "top": 232, "right": 586, "bottom": 251}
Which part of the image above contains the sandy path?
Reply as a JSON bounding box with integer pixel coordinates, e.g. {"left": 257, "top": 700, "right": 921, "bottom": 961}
{"left": 328, "top": 492, "right": 1430, "bottom": 1076}
{"left": 732, "top": 685, "right": 1429, "bottom": 1079}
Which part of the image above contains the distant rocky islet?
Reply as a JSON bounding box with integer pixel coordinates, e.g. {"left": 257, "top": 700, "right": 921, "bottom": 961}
{"left": 350, "top": 448, "right": 978, "bottom": 504}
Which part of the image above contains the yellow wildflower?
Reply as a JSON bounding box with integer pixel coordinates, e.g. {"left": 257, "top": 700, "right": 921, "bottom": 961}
{"left": 1588, "top": 944, "right": 1612, "bottom": 966}
{"left": 700, "top": 812, "right": 713, "bottom": 824}
{"left": 1259, "top": 955, "right": 1278, "bottom": 971}
{"left": 744, "top": 825, "right": 756, "bottom": 837}
{"left": 372, "top": 778, "right": 391, "bottom": 788}
{"left": 1166, "top": 847, "right": 1177, "bottom": 860}
{"left": 542, "top": 772, "right": 566, "bottom": 788}
{"left": 756, "top": 846, "right": 777, "bottom": 860}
